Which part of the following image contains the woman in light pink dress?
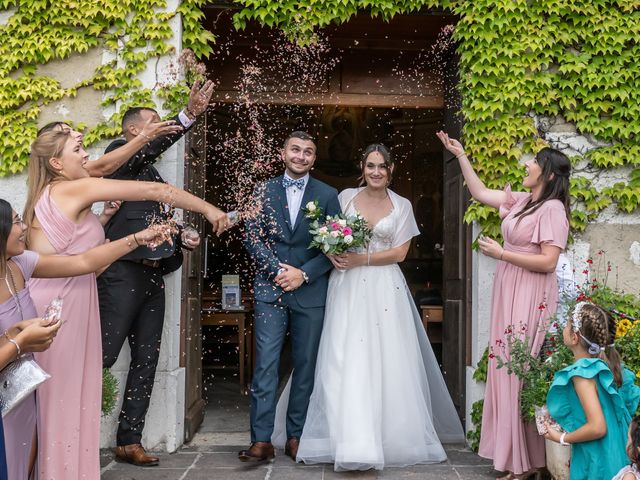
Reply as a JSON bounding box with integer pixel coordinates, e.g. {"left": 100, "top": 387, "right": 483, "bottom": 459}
{"left": 0, "top": 198, "right": 171, "bottom": 479}
{"left": 24, "top": 130, "right": 229, "bottom": 480}
{"left": 437, "top": 132, "right": 571, "bottom": 480}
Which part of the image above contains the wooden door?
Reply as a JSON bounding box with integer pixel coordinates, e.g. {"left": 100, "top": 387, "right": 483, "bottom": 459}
{"left": 441, "top": 52, "right": 470, "bottom": 417}
{"left": 181, "top": 117, "right": 207, "bottom": 441}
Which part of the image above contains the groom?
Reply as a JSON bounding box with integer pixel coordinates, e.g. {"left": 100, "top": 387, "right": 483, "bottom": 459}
{"left": 239, "top": 131, "right": 340, "bottom": 462}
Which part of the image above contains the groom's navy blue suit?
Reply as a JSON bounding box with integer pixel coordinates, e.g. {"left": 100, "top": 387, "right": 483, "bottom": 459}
{"left": 244, "top": 174, "right": 340, "bottom": 442}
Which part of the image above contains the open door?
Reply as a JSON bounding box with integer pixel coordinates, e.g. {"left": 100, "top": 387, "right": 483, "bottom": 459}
{"left": 181, "top": 117, "right": 207, "bottom": 441}
{"left": 441, "top": 52, "right": 471, "bottom": 417}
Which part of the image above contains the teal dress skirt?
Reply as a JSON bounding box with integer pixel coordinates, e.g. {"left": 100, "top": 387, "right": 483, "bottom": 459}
{"left": 547, "top": 358, "right": 640, "bottom": 480}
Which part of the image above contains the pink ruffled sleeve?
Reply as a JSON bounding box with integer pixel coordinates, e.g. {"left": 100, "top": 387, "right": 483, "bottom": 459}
{"left": 530, "top": 200, "right": 569, "bottom": 249}
{"left": 499, "top": 184, "right": 531, "bottom": 219}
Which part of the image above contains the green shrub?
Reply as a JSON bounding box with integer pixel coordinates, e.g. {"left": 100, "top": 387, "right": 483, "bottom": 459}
{"left": 102, "top": 368, "right": 119, "bottom": 416}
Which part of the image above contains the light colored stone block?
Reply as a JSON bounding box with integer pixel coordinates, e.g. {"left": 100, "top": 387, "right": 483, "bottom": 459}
{"left": 578, "top": 224, "right": 640, "bottom": 294}
{"left": 36, "top": 47, "right": 104, "bottom": 89}
{"left": 39, "top": 86, "right": 105, "bottom": 128}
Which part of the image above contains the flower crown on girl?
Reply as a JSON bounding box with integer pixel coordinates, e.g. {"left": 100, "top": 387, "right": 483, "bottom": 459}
{"left": 572, "top": 301, "right": 615, "bottom": 355}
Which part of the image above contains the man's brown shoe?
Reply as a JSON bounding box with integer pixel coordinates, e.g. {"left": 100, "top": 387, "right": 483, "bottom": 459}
{"left": 284, "top": 437, "right": 300, "bottom": 461}
{"left": 238, "top": 442, "right": 275, "bottom": 462}
{"left": 114, "top": 444, "right": 159, "bottom": 467}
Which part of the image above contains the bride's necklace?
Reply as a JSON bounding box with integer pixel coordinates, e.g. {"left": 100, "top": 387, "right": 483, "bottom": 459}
{"left": 4, "top": 261, "right": 24, "bottom": 321}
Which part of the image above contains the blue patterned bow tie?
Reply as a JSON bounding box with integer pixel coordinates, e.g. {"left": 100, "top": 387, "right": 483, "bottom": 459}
{"left": 282, "top": 177, "right": 305, "bottom": 190}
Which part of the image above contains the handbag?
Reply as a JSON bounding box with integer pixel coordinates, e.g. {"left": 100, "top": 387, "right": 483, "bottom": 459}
{"left": 0, "top": 262, "right": 54, "bottom": 417}
{"left": 0, "top": 356, "right": 50, "bottom": 417}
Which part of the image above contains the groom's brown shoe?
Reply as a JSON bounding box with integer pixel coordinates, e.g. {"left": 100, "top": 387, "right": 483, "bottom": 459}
{"left": 285, "top": 437, "right": 299, "bottom": 461}
{"left": 238, "top": 442, "right": 275, "bottom": 462}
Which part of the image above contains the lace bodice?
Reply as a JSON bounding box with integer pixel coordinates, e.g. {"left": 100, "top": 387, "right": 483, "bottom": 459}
{"left": 339, "top": 188, "right": 419, "bottom": 255}
{"left": 343, "top": 202, "right": 395, "bottom": 253}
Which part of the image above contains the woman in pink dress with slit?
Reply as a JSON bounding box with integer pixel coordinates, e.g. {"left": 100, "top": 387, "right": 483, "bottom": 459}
{"left": 1, "top": 198, "right": 172, "bottom": 479}
{"left": 437, "top": 132, "right": 571, "bottom": 480}
{"left": 24, "top": 129, "right": 230, "bottom": 479}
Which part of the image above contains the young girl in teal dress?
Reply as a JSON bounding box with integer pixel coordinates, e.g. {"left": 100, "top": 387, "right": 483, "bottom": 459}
{"left": 545, "top": 302, "right": 640, "bottom": 480}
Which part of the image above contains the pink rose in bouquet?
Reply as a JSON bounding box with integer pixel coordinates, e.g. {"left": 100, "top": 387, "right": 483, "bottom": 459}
{"left": 308, "top": 211, "right": 372, "bottom": 255}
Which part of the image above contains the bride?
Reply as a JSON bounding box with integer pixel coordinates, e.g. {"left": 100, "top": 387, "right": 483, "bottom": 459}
{"left": 273, "top": 143, "right": 464, "bottom": 471}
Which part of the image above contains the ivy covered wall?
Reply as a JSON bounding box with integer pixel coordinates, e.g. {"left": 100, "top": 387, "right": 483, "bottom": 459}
{"left": 0, "top": 0, "right": 213, "bottom": 175}
{"left": 1, "top": 0, "right": 639, "bottom": 236}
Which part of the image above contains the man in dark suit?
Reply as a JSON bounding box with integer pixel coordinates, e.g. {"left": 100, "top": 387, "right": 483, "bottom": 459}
{"left": 239, "top": 131, "right": 341, "bottom": 462}
{"left": 98, "top": 81, "right": 216, "bottom": 466}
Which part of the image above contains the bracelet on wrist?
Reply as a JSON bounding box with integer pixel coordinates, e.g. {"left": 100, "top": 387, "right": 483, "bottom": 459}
{"left": 499, "top": 249, "right": 505, "bottom": 261}
{"left": 185, "top": 107, "right": 196, "bottom": 119}
{"left": 133, "top": 233, "right": 140, "bottom": 246}
{"left": 125, "top": 236, "right": 135, "bottom": 250}
{"left": 8, "top": 337, "right": 21, "bottom": 357}
{"left": 140, "top": 132, "right": 151, "bottom": 141}
{"left": 560, "top": 432, "right": 570, "bottom": 446}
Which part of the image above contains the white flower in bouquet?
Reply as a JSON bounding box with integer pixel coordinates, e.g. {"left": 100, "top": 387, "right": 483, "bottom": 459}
{"left": 308, "top": 208, "right": 373, "bottom": 255}
{"left": 306, "top": 201, "right": 317, "bottom": 212}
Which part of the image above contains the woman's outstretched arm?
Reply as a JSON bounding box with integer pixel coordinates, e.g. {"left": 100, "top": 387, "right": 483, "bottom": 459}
{"left": 83, "top": 118, "right": 183, "bottom": 177}
{"left": 53, "top": 177, "right": 230, "bottom": 235}
{"left": 436, "top": 131, "right": 508, "bottom": 209}
{"left": 32, "top": 225, "right": 174, "bottom": 278}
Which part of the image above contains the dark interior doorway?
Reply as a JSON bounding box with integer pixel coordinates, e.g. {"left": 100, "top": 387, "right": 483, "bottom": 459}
{"left": 203, "top": 105, "right": 445, "bottom": 297}
{"left": 182, "top": 6, "right": 469, "bottom": 441}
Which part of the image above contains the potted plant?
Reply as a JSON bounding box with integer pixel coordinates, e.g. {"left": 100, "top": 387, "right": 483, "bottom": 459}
{"left": 494, "top": 253, "right": 640, "bottom": 479}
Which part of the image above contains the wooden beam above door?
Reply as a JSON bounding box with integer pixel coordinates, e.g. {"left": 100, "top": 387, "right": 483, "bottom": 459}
{"left": 210, "top": 91, "right": 443, "bottom": 109}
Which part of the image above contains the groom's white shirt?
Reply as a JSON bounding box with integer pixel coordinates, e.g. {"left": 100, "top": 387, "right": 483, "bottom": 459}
{"left": 284, "top": 172, "right": 309, "bottom": 225}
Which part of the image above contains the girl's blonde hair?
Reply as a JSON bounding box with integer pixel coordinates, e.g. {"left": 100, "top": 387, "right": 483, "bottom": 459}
{"left": 572, "top": 302, "right": 622, "bottom": 386}
{"left": 23, "top": 130, "right": 70, "bottom": 247}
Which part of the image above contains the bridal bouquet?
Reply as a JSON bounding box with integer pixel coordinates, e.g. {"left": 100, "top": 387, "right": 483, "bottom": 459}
{"left": 305, "top": 201, "right": 372, "bottom": 255}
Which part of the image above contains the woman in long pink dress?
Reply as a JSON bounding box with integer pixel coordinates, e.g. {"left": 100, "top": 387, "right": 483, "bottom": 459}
{"left": 24, "top": 130, "right": 229, "bottom": 480}
{"left": 0, "top": 198, "right": 170, "bottom": 479}
{"left": 437, "top": 132, "right": 571, "bottom": 479}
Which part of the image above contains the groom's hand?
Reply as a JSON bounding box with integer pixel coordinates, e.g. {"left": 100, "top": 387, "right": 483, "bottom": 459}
{"left": 275, "top": 263, "right": 305, "bottom": 292}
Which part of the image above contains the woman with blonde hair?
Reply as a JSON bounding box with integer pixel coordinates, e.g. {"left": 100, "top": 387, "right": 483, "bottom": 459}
{"left": 1, "top": 198, "right": 170, "bottom": 479}
{"left": 24, "top": 129, "right": 229, "bottom": 480}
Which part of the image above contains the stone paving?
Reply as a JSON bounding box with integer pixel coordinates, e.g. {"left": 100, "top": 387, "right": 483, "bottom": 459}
{"left": 100, "top": 378, "right": 500, "bottom": 479}
{"left": 100, "top": 443, "right": 498, "bottom": 480}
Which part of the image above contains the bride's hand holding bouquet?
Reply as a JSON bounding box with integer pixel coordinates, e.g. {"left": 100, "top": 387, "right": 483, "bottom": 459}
{"left": 304, "top": 201, "right": 372, "bottom": 271}
{"left": 328, "top": 251, "right": 365, "bottom": 271}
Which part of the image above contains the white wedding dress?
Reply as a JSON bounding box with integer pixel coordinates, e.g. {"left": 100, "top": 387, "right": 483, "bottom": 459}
{"left": 273, "top": 188, "right": 464, "bottom": 471}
